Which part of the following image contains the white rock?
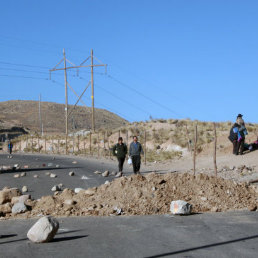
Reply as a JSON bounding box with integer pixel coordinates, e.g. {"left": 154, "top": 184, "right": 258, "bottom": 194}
{"left": 64, "top": 199, "right": 75, "bottom": 205}
{"left": 56, "top": 165, "right": 60, "bottom": 168}
{"left": 34, "top": 175, "right": 39, "bottom": 178}
{"left": 13, "top": 174, "right": 20, "bottom": 178}
{"left": 105, "top": 181, "right": 110, "bottom": 185}
{"left": 72, "top": 161, "right": 77, "bottom": 164}
{"left": 20, "top": 172, "right": 26, "bottom": 177}
{"left": 12, "top": 202, "right": 27, "bottom": 214}
{"left": 69, "top": 171, "right": 75, "bottom": 176}
{"left": 74, "top": 188, "right": 84, "bottom": 193}
{"left": 102, "top": 170, "right": 109, "bottom": 177}
{"left": 22, "top": 186, "right": 28, "bottom": 193}
{"left": 27, "top": 216, "right": 59, "bottom": 243}
{"left": 51, "top": 185, "right": 61, "bottom": 192}
{"left": 11, "top": 195, "right": 31, "bottom": 205}
{"left": 45, "top": 172, "right": 50, "bottom": 176}
{"left": 170, "top": 200, "right": 192, "bottom": 215}
{"left": 50, "top": 173, "right": 57, "bottom": 178}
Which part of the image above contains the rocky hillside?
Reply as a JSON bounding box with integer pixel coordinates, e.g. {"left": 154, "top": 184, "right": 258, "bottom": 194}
{"left": 0, "top": 100, "right": 128, "bottom": 134}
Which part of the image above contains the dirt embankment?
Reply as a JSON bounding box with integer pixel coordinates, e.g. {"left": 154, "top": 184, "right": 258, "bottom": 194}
{"left": 3, "top": 172, "right": 257, "bottom": 219}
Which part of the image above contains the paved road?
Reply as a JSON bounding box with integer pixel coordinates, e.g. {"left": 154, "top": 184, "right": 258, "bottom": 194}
{"left": 0, "top": 211, "right": 258, "bottom": 258}
{"left": 0, "top": 154, "right": 258, "bottom": 257}
{"left": 0, "top": 153, "right": 136, "bottom": 199}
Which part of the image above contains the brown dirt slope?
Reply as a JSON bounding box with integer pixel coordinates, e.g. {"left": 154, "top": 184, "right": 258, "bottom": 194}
{"left": 0, "top": 100, "right": 128, "bottom": 133}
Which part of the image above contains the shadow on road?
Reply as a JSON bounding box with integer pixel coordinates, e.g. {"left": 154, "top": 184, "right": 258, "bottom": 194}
{"left": 145, "top": 234, "right": 258, "bottom": 258}
{"left": 51, "top": 235, "right": 88, "bottom": 242}
{"left": 0, "top": 234, "right": 17, "bottom": 239}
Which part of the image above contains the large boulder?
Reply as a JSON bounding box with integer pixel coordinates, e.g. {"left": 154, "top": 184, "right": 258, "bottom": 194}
{"left": 27, "top": 216, "right": 59, "bottom": 243}
{"left": 0, "top": 203, "right": 12, "bottom": 214}
{"left": 12, "top": 202, "right": 28, "bottom": 214}
{"left": 170, "top": 200, "right": 192, "bottom": 215}
{"left": 11, "top": 195, "right": 31, "bottom": 205}
{"left": 0, "top": 188, "right": 21, "bottom": 204}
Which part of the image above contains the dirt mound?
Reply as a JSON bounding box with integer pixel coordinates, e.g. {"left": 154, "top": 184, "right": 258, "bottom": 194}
{"left": 0, "top": 173, "right": 250, "bottom": 219}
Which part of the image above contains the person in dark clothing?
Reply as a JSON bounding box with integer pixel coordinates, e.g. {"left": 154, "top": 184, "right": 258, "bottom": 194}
{"left": 8, "top": 141, "right": 13, "bottom": 155}
{"left": 228, "top": 114, "right": 248, "bottom": 155}
{"left": 129, "top": 136, "right": 144, "bottom": 174}
{"left": 112, "top": 137, "right": 127, "bottom": 177}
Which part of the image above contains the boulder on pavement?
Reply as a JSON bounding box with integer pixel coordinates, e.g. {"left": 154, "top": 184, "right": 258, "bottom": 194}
{"left": 51, "top": 185, "right": 61, "bottom": 192}
{"left": 20, "top": 172, "right": 26, "bottom": 177}
{"left": 69, "top": 171, "right": 75, "bottom": 176}
{"left": 102, "top": 170, "right": 109, "bottom": 177}
{"left": 12, "top": 202, "right": 28, "bottom": 214}
{"left": 170, "top": 200, "right": 192, "bottom": 215}
{"left": 22, "top": 186, "right": 28, "bottom": 193}
{"left": 74, "top": 188, "right": 84, "bottom": 193}
{"left": 94, "top": 171, "right": 102, "bottom": 174}
{"left": 27, "top": 216, "right": 59, "bottom": 243}
{"left": 0, "top": 188, "right": 21, "bottom": 204}
{"left": 50, "top": 173, "right": 57, "bottom": 178}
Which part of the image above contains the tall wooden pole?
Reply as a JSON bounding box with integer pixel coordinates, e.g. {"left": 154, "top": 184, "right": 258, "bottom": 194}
{"left": 91, "top": 49, "right": 95, "bottom": 132}
{"left": 144, "top": 131, "right": 147, "bottom": 165}
{"left": 63, "top": 48, "right": 68, "bottom": 154}
{"left": 213, "top": 122, "right": 218, "bottom": 177}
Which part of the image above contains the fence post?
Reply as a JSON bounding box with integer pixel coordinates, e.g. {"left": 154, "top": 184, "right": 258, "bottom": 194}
{"left": 97, "top": 132, "right": 100, "bottom": 158}
{"left": 31, "top": 136, "right": 33, "bottom": 153}
{"left": 44, "top": 136, "right": 47, "bottom": 153}
{"left": 83, "top": 135, "right": 86, "bottom": 155}
{"left": 72, "top": 135, "right": 74, "bottom": 154}
{"left": 193, "top": 124, "right": 198, "bottom": 176}
{"left": 65, "top": 135, "right": 68, "bottom": 155}
{"left": 90, "top": 132, "right": 92, "bottom": 155}
{"left": 77, "top": 134, "right": 80, "bottom": 153}
{"left": 213, "top": 122, "right": 218, "bottom": 177}
{"left": 144, "top": 130, "right": 147, "bottom": 165}
{"left": 38, "top": 136, "right": 40, "bottom": 153}
{"left": 185, "top": 124, "right": 192, "bottom": 155}
{"left": 57, "top": 138, "right": 60, "bottom": 154}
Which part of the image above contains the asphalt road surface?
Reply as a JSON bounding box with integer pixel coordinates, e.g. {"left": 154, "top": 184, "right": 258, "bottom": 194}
{"left": 0, "top": 153, "right": 135, "bottom": 199}
{"left": 0, "top": 154, "right": 258, "bottom": 258}
{"left": 0, "top": 211, "right": 258, "bottom": 258}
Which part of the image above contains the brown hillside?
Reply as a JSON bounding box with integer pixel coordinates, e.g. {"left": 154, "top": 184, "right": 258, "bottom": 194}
{"left": 0, "top": 100, "right": 128, "bottom": 134}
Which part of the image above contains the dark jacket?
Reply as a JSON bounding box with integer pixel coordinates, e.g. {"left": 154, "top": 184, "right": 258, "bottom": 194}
{"left": 129, "top": 142, "right": 144, "bottom": 156}
{"left": 113, "top": 143, "right": 127, "bottom": 158}
{"left": 229, "top": 123, "right": 247, "bottom": 142}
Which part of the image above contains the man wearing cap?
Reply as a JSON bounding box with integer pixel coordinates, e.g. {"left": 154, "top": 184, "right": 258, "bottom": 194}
{"left": 229, "top": 114, "right": 248, "bottom": 155}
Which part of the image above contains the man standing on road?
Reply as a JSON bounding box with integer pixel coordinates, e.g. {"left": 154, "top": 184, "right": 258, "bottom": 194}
{"left": 129, "top": 136, "right": 144, "bottom": 174}
{"left": 8, "top": 141, "right": 13, "bottom": 155}
{"left": 113, "top": 137, "right": 127, "bottom": 177}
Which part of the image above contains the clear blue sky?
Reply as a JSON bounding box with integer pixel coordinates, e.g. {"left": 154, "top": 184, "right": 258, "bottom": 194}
{"left": 1, "top": 0, "right": 258, "bottom": 123}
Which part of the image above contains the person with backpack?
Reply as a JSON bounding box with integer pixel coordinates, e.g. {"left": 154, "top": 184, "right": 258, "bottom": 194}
{"left": 228, "top": 114, "right": 248, "bottom": 155}
{"left": 112, "top": 137, "right": 127, "bottom": 177}
{"left": 129, "top": 136, "right": 144, "bottom": 174}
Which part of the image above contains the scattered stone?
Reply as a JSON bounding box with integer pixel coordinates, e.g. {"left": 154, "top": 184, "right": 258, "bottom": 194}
{"left": 14, "top": 164, "right": 19, "bottom": 168}
{"left": 105, "top": 181, "right": 110, "bottom": 185}
{"left": 211, "top": 207, "right": 219, "bottom": 212}
{"left": 94, "top": 171, "right": 102, "bottom": 174}
{"left": 115, "top": 172, "right": 122, "bottom": 178}
{"left": 0, "top": 188, "right": 21, "bottom": 205}
{"left": 12, "top": 202, "right": 28, "bottom": 214}
{"left": 74, "top": 188, "right": 84, "bottom": 193}
{"left": 51, "top": 185, "right": 61, "bottom": 192}
{"left": 20, "top": 172, "right": 26, "bottom": 177}
{"left": 0, "top": 203, "right": 12, "bottom": 214}
{"left": 248, "top": 204, "right": 257, "bottom": 211}
{"left": 45, "top": 172, "right": 50, "bottom": 176}
{"left": 170, "top": 200, "right": 192, "bottom": 215}
{"left": 22, "top": 186, "right": 28, "bottom": 193}
{"left": 14, "top": 174, "right": 20, "bottom": 178}
{"left": 24, "top": 165, "right": 29, "bottom": 169}
{"left": 111, "top": 171, "right": 117, "bottom": 176}
{"left": 27, "top": 216, "right": 59, "bottom": 243}
{"left": 11, "top": 195, "right": 31, "bottom": 205}
{"left": 84, "top": 189, "right": 95, "bottom": 196}
{"left": 102, "top": 170, "right": 109, "bottom": 177}
{"left": 72, "top": 161, "right": 77, "bottom": 164}
{"left": 64, "top": 199, "right": 75, "bottom": 205}
{"left": 113, "top": 206, "right": 122, "bottom": 215}
{"left": 81, "top": 175, "right": 89, "bottom": 180}
{"left": 69, "top": 171, "right": 75, "bottom": 176}
{"left": 34, "top": 175, "right": 39, "bottom": 178}
{"left": 50, "top": 173, "right": 57, "bottom": 178}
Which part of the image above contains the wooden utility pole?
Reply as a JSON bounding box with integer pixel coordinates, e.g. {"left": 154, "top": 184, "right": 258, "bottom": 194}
{"left": 213, "top": 122, "right": 218, "bottom": 177}
{"left": 91, "top": 49, "right": 95, "bottom": 131}
{"left": 38, "top": 94, "right": 43, "bottom": 136}
{"left": 50, "top": 49, "right": 107, "bottom": 135}
{"left": 63, "top": 49, "right": 68, "bottom": 154}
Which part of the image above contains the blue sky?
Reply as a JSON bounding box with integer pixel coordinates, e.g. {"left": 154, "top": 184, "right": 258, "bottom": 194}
{"left": 1, "top": 0, "right": 258, "bottom": 123}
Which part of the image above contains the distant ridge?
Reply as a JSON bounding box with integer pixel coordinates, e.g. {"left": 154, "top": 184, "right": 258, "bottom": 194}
{"left": 0, "top": 100, "right": 128, "bottom": 134}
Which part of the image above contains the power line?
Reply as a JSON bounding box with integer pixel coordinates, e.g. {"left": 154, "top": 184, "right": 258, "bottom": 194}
{"left": 0, "top": 74, "right": 48, "bottom": 80}
{"left": 0, "top": 61, "right": 49, "bottom": 69}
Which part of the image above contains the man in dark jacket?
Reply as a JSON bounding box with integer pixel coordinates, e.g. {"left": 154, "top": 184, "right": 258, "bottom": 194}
{"left": 129, "top": 136, "right": 144, "bottom": 174}
{"left": 229, "top": 114, "right": 248, "bottom": 155}
{"left": 113, "top": 137, "right": 127, "bottom": 177}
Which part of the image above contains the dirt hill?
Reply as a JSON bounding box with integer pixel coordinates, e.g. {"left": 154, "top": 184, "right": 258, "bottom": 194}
{"left": 0, "top": 100, "right": 128, "bottom": 134}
